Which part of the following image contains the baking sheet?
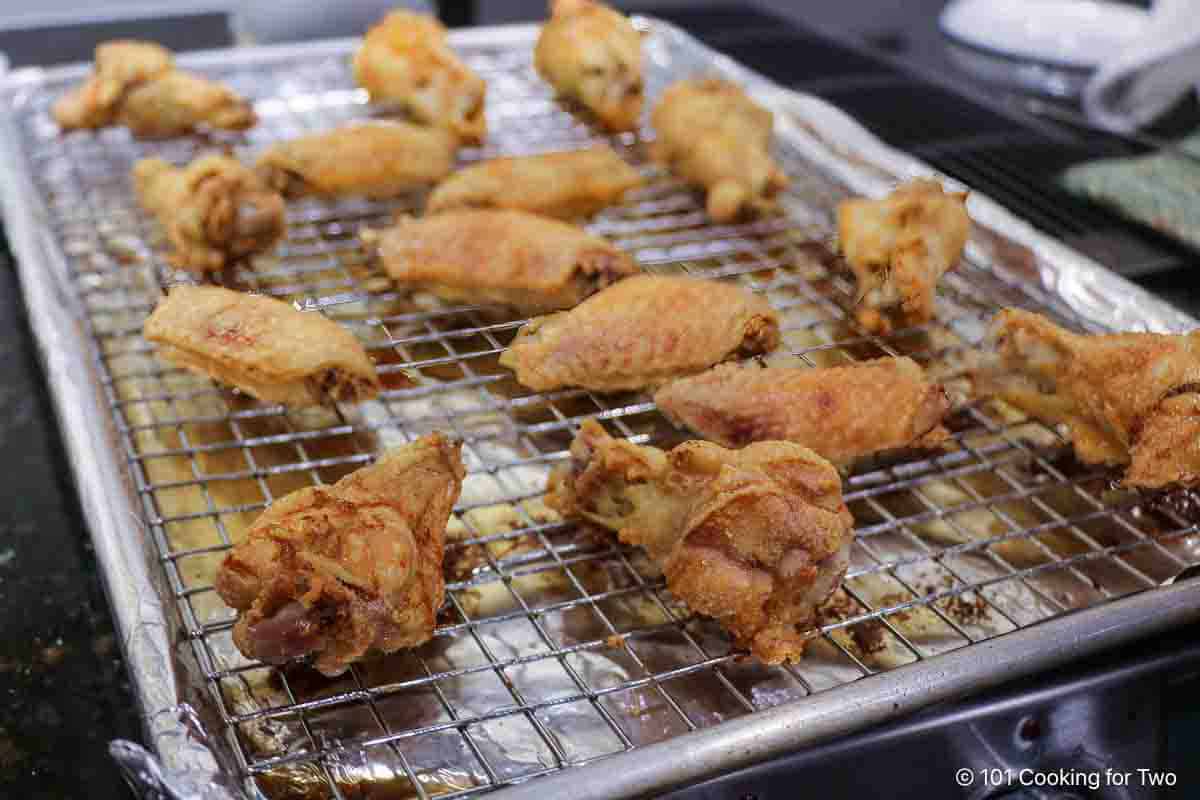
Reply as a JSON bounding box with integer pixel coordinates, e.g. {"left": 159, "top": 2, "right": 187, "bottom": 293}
{"left": 0, "top": 19, "right": 1197, "bottom": 800}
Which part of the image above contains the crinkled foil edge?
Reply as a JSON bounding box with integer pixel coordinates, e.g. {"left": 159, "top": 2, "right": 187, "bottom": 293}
{"left": 0, "top": 18, "right": 1195, "bottom": 800}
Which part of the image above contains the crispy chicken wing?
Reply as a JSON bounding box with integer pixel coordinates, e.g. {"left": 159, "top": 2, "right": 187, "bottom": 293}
{"left": 364, "top": 208, "right": 638, "bottom": 313}
{"left": 215, "top": 433, "right": 465, "bottom": 675}
{"left": 650, "top": 78, "right": 788, "bottom": 223}
{"left": 53, "top": 40, "right": 173, "bottom": 129}
{"left": 353, "top": 10, "right": 487, "bottom": 145}
{"left": 548, "top": 420, "right": 854, "bottom": 662}
{"left": 837, "top": 179, "right": 970, "bottom": 333}
{"left": 144, "top": 286, "right": 387, "bottom": 407}
{"left": 654, "top": 357, "right": 950, "bottom": 467}
{"left": 53, "top": 41, "right": 255, "bottom": 136}
{"left": 986, "top": 308, "right": 1200, "bottom": 489}
{"left": 255, "top": 121, "right": 457, "bottom": 199}
{"left": 499, "top": 275, "right": 780, "bottom": 392}
{"left": 534, "top": 0, "right": 643, "bottom": 132}
{"left": 133, "top": 155, "right": 285, "bottom": 273}
{"left": 426, "top": 146, "right": 643, "bottom": 218}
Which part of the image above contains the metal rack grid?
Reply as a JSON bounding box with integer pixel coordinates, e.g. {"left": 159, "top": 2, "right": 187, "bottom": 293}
{"left": 6, "top": 28, "right": 1200, "bottom": 800}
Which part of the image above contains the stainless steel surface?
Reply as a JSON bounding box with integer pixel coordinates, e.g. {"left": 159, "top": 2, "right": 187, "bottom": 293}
{"left": 0, "top": 19, "right": 1198, "bottom": 800}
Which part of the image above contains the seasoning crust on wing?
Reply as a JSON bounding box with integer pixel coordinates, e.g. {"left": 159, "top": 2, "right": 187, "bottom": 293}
{"left": 133, "top": 155, "right": 286, "bottom": 273}
{"left": 255, "top": 121, "right": 458, "bottom": 199}
{"left": 987, "top": 308, "right": 1200, "bottom": 489}
{"left": 650, "top": 78, "right": 788, "bottom": 223}
{"left": 215, "top": 433, "right": 465, "bottom": 676}
{"left": 366, "top": 209, "right": 639, "bottom": 314}
{"left": 143, "top": 286, "right": 385, "bottom": 407}
{"left": 654, "top": 357, "right": 950, "bottom": 467}
{"left": 354, "top": 11, "right": 487, "bottom": 145}
{"left": 547, "top": 420, "right": 854, "bottom": 663}
{"left": 534, "top": 0, "right": 643, "bottom": 131}
{"left": 427, "top": 146, "right": 643, "bottom": 218}
{"left": 499, "top": 274, "right": 780, "bottom": 392}
{"left": 53, "top": 40, "right": 255, "bottom": 136}
{"left": 837, "top": 179, "right": 970, "bottom": 333}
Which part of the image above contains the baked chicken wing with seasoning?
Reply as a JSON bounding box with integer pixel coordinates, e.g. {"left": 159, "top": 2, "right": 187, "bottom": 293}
{"left": 654, "top": 357, "right": 950, "bottom": 467}
{"left": 547, "top": 420, "right": 854, "bottom": 663}
{"left": 985, "top": 308, "right": 1200, "bottom": 489}
{"left": 255, "top": 121, "right": 457, "bottom": 199}
{"left": 426, "top": 146, "right": 643, "bottom": 218}
{"left": 837, "top": 179, "right": 970, "bottom": 333}
{"left": 353, "top": 10, "right": 487, "bottom": 145}
{"left": 143, "top": 286, "right": 387, "bottom": 407}
{"left": 534, "top": 0, "right": 643, "bottom": 132}
{"left": 363, "top": 208, "right": 638, "bottom": 314}
{"left": 54, "top": 41, "right": 255, "bottom": 136}
{"left": 133, "top": 155, "right": 286, "bottom": 273}
{"left": 650, "top": 78, "right": 789, "bottom": 223}
{"left": 215, "top": 433, "right": 465, "bottom": 676}
{"left": 499, "top": 275, "right": 780, "bottom": 392}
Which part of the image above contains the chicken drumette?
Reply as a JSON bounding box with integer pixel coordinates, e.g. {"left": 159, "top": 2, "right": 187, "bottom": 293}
{"left": 837, "top": 179, "right": 970, "bottom": 333}
{"left": 548, "top": 420, "right": 854, "bottom": 662}
{"left": 426, "top": 146, "right": 643, "bottom": 218}
{"left": 500, "top": 275, "right": 780, "bottom": 392}
{"left": 53, "top": 40, "right": 255, "bottom": 137}
{"left": 364, "top": 208, "right": 639, "bottom": 314}
{"left": 215, "top": 433, "right": 465, "bottom": 676}
{"left": 255, "top": 121, "right": 457, "bottom": 199}
{"left": 986, "top": 308, "right": 1200, "bottom": 489}
{"left": 133, "top": 155, "right": 285, "bottom": 273}
{"left": 534, "top": 0, "right": 643, "bottom": 132}
{"left": 654, "top": 357, "right": 950, "bottom": 467}
{"left": 353, "top": 10, "right": 487, "bottom": 145}
{"left": 650, "top": 78, "right": 789, "bottom": 223}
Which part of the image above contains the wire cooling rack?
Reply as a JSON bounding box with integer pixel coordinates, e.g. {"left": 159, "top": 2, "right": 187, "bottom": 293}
{"left": 4, "top": 23, "right": 1200, "bottom": 800}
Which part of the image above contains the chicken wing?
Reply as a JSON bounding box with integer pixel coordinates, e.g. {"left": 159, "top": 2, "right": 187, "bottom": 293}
{"left": 353, "top": 10, "right": 487, "bottom": 145}
{"left": 534, "top": 0, "right": 643, "bottom": 132}
{"left": 547, "top": 420, "right": 854, "bottom": 662}
{"left": 133, "top": 155, "right": 286, "bottom": 273}
{"left": 144, "top": 286, "right": 387, "bottom": 407}
{"left": 215, "top": 433, "right": 465, "bottom": 676}
{"left": 837, "top": 179, "right": 970, "bottom": 333}
{"left": 53, "top": 40, "right": 173, "bottom": 130}
{"left": 650, "top": 78, "right": 788, "bottom": 223}
{"left": 364, "top": 209, "right": 638, "bottom": 314}
{"left": 255, "top": 121, "right": 457, "bottom": 199}
{"left": 654, "top": 357, "right": 950, "bottom": 467}
{"left": 426, "top": 146, "right": 643, "bottom": 218}
{"left": 54, "top": 41, "right": 254, "bottom": 136}
{"left": 985, "top": 308, "right": 1200, "bottom": 489}
{"left": 499, "top": 275, "right": 780, "bottom": 392}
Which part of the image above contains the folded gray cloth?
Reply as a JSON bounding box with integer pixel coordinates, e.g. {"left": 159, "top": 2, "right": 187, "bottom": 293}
{"left": 1060, "top": 131, "right": 1200, "bottom": 251}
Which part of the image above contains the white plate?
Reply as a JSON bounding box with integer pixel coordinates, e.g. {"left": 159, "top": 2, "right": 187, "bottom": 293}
{"left": 939, "top": 0, "right": 1150, "bottom": 69}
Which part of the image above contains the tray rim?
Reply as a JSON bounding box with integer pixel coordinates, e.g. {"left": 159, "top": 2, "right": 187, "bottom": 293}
{"left": 0, "top": 16, "right": 1196, "bottom": 800}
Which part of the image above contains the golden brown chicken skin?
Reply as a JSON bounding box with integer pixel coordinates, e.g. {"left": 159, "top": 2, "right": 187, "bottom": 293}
{"left": 986, "top": 308, "right": 1200, "bottom": 489}
{"left": 534, "top": 0, "right": 643, "bottom": 132}
{"left": 654, "top": 357, "right": 950, "bottom": 467}
{"left": 650, "top": 78, "right": 789, "bottom": 223}
{"left": 500, "top": 275, "right": 780, "bottom": 392}
{"left": 133, "top": 155, "right": 285, "bottom": 273}
{"left": 144, "top": 286, "right": 387, "bottom": 407}
{"left": 215, "top": 433, "right": 465, "bottom": 676}
{"left": 426, "top": 146, "right": 643, "bottom": 218}
{"left": 353, "top": 10, "right": 487, "bottom": 145}
{"left": 837, "top": 179, "right": 970, "bottom": 333}
{"left": 365, "top": 209, "right": 639, "bottom": 314}
{"left": 53, "top": 41, "right": 255, "bottom": 137}
{"left": 548, "top": 420, "right": 854, "bottom": 662}
{"left": 255, "top": 121, "right": 458, "bottom": 199}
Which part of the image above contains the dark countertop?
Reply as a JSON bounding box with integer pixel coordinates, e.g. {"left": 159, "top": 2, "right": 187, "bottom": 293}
{"left": 0, "top": 5, "right": 1197, "bottom": 800}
